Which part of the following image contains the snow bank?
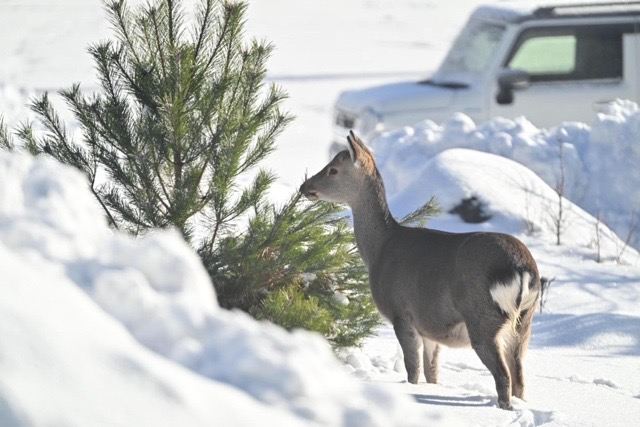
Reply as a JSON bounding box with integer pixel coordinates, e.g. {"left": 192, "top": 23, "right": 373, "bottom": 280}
{"left": 0, "top": 241, "right": 303, "bottom": 427}
{"left": 0, "top": 151, "right": 447, "bottom": 426}
{"left": 371, "top": 100, "right": 640, "bottom": 250}
{"left": 383, "top": 148, "right": 638, "bottom": 264}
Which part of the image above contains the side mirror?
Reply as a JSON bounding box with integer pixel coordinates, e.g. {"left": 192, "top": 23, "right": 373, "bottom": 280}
{"left": 496, "top": 69, "right": 530, "bottom": 105}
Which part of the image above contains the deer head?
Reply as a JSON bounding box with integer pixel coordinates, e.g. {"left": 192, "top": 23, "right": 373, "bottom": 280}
{"left": 299, "top": 131, "right": 377, "bottom": 205}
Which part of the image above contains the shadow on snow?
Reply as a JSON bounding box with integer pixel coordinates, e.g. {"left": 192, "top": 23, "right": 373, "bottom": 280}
{"left": 532, "top": 312, "right": 640, "bottom": 356}
{"left": 411, "top": 393, "right": 494, "bottom": 407}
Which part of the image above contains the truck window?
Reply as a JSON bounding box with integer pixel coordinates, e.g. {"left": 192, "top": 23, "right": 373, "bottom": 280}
{"left": 506, "top": 26, "right": 625, "bottom": 82}
{"left": 510, "top": 35, "right": 576, "bottom": 75}
{"left": 437, "top": 21, "right": 505, "bottom": 75}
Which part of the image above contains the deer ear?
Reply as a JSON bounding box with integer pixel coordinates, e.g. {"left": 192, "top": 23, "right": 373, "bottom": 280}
{"left": 347, "top": 131, "right": 376, "bottom": 174}
{"left": 349, "top": 130, "right": 371, "bottom": 155}
{"left": 346, "top": 131, "right": 357, "bottom": 163}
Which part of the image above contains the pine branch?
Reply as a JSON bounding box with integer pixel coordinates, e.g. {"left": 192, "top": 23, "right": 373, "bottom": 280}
{"left": 400, "top": 196, "right": 441, "bottom": 226}
{"left": 146, "top": 8, "right": 169, "bottom": 80}
{"left": 0, "top": 116, "right": 14, "bottom": 151}
{"left": 200, "top": 2, "right": 243, "bottom": 74}
{"left": 106, "top": 0, "right": 144, "bottom": 64}
{"left": 15, "top": 121, "right": 42, "bottom": 155}
{"left": 166, "top": 0, "right": 182, "bottom": 49}
{"left": 193, "top": 0, "right": 214, "bottom": 60}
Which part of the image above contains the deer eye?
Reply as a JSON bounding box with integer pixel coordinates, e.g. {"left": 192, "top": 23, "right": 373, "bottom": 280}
{"left": 328, "top": 167, "right": 338, "bottom": 176}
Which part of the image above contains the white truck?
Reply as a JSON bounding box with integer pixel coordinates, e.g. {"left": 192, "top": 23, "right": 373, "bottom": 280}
{"left": 333, "top": 1, "right": 640, "bottom": 141}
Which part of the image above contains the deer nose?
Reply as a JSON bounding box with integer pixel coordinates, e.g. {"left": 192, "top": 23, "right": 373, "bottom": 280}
{"left": 299, "top": 182, "right": 318, "bottom": 200}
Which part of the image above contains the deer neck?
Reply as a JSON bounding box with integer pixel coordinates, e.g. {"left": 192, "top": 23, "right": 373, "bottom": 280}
{"left": 350, "top": 176, "right": 398, "bottom": 267}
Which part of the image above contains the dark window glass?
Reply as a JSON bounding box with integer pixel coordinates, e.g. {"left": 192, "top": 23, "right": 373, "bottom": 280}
{"left": 507, "top": 25, "right": 625, "bottom": 82}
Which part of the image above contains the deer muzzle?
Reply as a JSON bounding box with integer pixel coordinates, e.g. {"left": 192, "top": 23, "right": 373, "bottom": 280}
{"left": 299, "top": 181, "right": 319, "bottom": 201}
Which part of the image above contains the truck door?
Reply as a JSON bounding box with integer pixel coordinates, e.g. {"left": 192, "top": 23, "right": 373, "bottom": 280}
{"left": 490, "top": 23, "right": 637, "bottom": 128}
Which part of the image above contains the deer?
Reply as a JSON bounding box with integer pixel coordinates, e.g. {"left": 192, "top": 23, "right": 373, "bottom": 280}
{"left": 299, "top": 131, "right": 541, "bottom": 410}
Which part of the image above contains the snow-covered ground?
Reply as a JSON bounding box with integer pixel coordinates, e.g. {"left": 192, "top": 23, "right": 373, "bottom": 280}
{"left": 3, "top": 145, "right": 639, "bottom": 426}
{"left": 1, "top": 0, "right": 639, "bottom": 426}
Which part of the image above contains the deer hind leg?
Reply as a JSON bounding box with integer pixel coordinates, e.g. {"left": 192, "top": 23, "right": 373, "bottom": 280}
{"left": 506, "top": 308, "right": 535, "bottom": 399}
{"left": 393, "top": 318, "right": 422, "bottom": 384}
{"left": 422, "top": 338, "right": 440, "bottom": 384}
{"left": 465, "top": 315, "right": 514, "bottom": 410}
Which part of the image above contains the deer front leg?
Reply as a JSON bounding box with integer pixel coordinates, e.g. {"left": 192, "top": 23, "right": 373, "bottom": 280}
{"left": 393, "top": 319, "right": 422, "bottom": 384}
{"left": 422, "top": 338, "right": 440, "bottom": 384}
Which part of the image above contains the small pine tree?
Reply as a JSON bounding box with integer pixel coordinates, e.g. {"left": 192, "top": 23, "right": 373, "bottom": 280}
{"left": 1, "top": 0, "right": 380, "bottom": 347}
{"left": 202, "top": 192, "right": 381, "bottom": 347}
{"left": 12, "top": 0, "right": 290, "bottom": 240}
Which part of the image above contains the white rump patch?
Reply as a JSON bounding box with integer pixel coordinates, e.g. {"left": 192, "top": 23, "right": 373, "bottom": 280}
{"left": 490, "top": 277, "right": 521, "bottom": 315}
{"left": 490, "top": 272, "right": 538, "bottom": 316}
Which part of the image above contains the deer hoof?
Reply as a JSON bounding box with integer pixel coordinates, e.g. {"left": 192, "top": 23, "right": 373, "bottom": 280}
{"left": 498, "top": 399, "right": 513, "bottom": 410}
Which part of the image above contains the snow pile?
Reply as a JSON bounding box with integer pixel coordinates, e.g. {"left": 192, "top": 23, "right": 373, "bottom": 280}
{"left": 0, "top": 151, "right": 447, "bottom": 426}
{"left": 381, "top": 148, "right": 637, "bottom": 264}
{"left": 371, "top": 100, "right": 640, "bottom": 250}
{"left": 0, "top": 239, "right": 302, "bottom": 427}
